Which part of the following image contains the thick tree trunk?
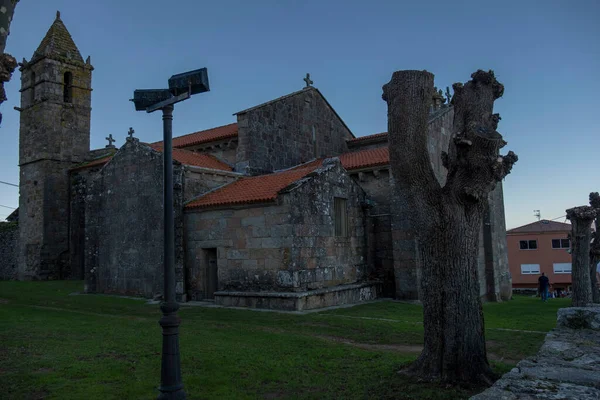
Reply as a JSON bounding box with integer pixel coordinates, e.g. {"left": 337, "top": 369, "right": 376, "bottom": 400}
{"left": 383, "top": 69, "right": 516, "bottom": 385}
{"left": 408, "top": 202, "right": 494, "bottom": 383}
{"left": 566, "top": 206, "right": 596, "bottom": 307}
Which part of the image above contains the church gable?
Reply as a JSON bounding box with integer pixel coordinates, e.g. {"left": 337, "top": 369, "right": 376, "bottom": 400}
{"left": 234, "top": 87, "right": 354, "bottom": 175}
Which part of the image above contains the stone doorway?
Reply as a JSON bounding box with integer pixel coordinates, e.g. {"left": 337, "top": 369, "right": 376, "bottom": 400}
{"left": 205, "top": 248, "right": 218, "bottom": 299}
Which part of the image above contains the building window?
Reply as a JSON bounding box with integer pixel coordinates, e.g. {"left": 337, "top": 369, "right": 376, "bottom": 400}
{"left": 520, "top": 264, "right": 540, "bottom": 275}
{"left": 519, "top": 240, "right": 538, "bottom": 250}
{"left": 551, "top": 238, "right": 570, "bottom": 249}
{"left": 63, "top": 71, "right": 73, "bottom": 103}
{"left": 334, "top": 197, "right": 348, "bottom": 237}
{"left": 30, "top": 71, "right": 36, "bottom": 104}
{"left": 553, "top": 263, "right": 572, "bottom": 274}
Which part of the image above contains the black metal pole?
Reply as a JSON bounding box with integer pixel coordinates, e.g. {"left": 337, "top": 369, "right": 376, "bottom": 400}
{"left": 157, "top": 104, "right": 186, "bottom": 400}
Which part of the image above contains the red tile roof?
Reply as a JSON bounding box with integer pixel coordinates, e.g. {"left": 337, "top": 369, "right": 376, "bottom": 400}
{"left": 347, "top": 132, "right": 388, "bottom": 143}
{"left": 186, "top": 160, "right": 322, "bottom": 210}
{"left": 153, "top": 123, "right": 238, "bottom": 149}
{"left": 339, "top": 147, "right": 389, "bottom": 171}
{"left": 507, "top": 220, "right": 572, "bottom": 234}
{"left": 72, "top": 144, "right": 232, "bottom": 172}
{"left": 70, "top": 155, "right": 113, "bottom": 171}
{"left": 149, "top": 144, "right": 232, "bottom": 171}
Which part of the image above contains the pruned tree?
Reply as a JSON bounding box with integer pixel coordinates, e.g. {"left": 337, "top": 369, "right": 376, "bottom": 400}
{"left": 382, "top": 69, "right": 517, "bottom": 384}
{"left": 0, "top": 0, "right": 19, "bottom": 126}
{"left": 566, "top": 205, "right": 597, "bottom": 307}
{"left": 589, "top": 192, "right": 600, "bottom": 303}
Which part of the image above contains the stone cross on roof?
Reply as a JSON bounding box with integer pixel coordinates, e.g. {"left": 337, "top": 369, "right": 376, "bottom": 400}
{"left": 105, "top": 134, "right": 115, "bottom": 148}
{"left": 126, "top": 127, "right": 136, "bottom": 142}
{"left": 303, "top": 73, "right": 313, "bottom": 88}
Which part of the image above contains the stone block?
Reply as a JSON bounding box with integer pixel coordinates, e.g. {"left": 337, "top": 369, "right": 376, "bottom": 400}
{"left": 557, "top": 307, "right": 600, "bottom": 330}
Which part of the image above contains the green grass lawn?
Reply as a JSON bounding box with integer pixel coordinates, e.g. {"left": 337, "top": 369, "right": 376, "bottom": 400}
{"left": 0, "top": 281, "right": 570, "bottom": 400}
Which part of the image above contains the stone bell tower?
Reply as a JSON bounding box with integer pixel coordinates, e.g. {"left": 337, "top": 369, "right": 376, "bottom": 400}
{"left": 17, "top": 11, "right": 93, "bottom": 279}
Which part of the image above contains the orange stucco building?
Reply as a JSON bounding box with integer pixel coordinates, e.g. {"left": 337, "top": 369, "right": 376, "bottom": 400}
{"left": 507, "top": 220, "right": 573, "bottom": 291}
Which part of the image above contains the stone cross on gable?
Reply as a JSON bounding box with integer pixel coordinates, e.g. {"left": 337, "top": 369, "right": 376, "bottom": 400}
{"left": 105, "top": 134, "right": 115, "bottom": 148}
{"left": 303, "top": 73, "right": 313, "bottom": 88}
{"left": 128, "top": 127, "right": 134, "bottom": 138}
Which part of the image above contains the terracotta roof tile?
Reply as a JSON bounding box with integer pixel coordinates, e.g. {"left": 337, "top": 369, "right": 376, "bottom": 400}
{"left": 186, "top": 160, "right": 322, "bottom": 210}
{"left": 153, "top": 123, "right": 238, "bottom": 149}
{"left": 70, "top": 155, "right": 113, "bottom": 171}
{"left": 72, "top": 144, "right": 233, "bottom": 172}
{"left": 507, "top": 220, "right": 572, "bottom": 234}
{"left": 339, "top": 147, "right": 389, "bottom": 170}
{"left": 148, "top": 144, "right": 232, "bottom": 171}
{"left": 347, "top": 132, "right": 388, "bottom": 143}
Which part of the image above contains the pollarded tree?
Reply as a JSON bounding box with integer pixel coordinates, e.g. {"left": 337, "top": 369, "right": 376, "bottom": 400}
{"left": 0, "top": 0, "right": 19, "bottom": 126}
{"left": 566, "top": 205, "right": 597, "bottom": 307}
{"left": 589, "top": 192, "right": 600, "bottom": 303}
{"left": 382, "top": 70, "right": 517, "bottom": 384}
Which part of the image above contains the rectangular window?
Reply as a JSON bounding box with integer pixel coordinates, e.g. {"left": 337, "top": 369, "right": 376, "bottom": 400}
{"left": 519, "top": 240, "right": 538, "bottom": 250}
{"left": 552, "top": 238, "right": 570, "bottom": 249}
{"left": 553, "top": 263, "right": 572, "bottom": 274}
{"left": 521, "top": 264, "right": 540, "bottom": 275}
{"left": 334, "top": 197, "right": 348, "bottom": 237}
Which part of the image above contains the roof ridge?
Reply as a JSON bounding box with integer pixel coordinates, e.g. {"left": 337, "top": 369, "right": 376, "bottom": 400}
{"left": 153, "top": 122, "right": 237, "bottom": 145}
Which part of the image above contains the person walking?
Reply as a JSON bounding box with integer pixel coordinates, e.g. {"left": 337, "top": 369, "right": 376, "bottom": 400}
{"left": 538, "top": 272, "right": 550, "bottom": 302}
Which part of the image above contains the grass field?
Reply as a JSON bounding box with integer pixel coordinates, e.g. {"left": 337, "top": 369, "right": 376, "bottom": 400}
{"left": 0, "top": 281, "right": 570, "bottom": 399}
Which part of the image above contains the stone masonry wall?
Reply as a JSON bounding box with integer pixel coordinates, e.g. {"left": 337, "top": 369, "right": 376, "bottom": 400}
{"left": 235, "top": 88, "right": 353, "bottom": 174}
{"left": 285, "top": 159, "right": 368, "bottom": 290}
{"left": 184, "top": 159, "right": 368, "bottom": 300}
{"left": 348, "top": 169, "right": 395, "bottom": 296}
{"left": 18, "top": 55, "right": 92, "bottom": 280}
{"left": 183, "top": 169, "right": 238, "bottom": 203}
{"left": 18, "top": 160, "right": 74, "bottom": 280}
{"left": 84, "top": 139, "right": 185, "bottom": 300}
{"left": 0, "top": 222, "right": 18, "bottom": 280}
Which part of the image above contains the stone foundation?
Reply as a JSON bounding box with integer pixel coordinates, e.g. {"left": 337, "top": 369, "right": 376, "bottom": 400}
{"left": 214, "top": 282, "right": 381, "bottom": 311}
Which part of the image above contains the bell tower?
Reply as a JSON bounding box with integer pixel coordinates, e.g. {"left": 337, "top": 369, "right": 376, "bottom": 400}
{"left": 17, "top": 11, "right": 93, "bottom": 279}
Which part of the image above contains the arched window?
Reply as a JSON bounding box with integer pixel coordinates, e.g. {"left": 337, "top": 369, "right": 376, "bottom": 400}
{"left": 30, "top": 71, "right": 36, "bottom": 104}
{"left": 63, "top": 71, "right": 73, "bottom": 103}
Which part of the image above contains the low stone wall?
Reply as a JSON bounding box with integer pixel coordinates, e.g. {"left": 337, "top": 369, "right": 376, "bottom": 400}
{"left": 472, "top": 306, "right": 600, "bottom": 399}
{"left": 215, "top": 282, "right": 381, "bottom": 311}
{"left": 0, "top": 222, "right": 18, "bottom": 280}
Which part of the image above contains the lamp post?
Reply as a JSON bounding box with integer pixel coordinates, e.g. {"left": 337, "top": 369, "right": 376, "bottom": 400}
{"left": 131, "top": 68, "right": 209, "bottom": 400}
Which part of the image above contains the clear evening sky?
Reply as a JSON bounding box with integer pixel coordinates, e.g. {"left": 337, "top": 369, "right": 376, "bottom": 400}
{"left": 0, "top": 0, "right": 598, "bottom": 229}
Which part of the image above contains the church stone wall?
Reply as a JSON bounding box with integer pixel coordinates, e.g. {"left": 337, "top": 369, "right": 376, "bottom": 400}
{"left": 84, "top": 140, "right": 185, "bottom": 300}
{"left": 183, "top": 169, "right": 238, "bottom": 203}
{"left": 235, "top": 88, "right": 353, "bottom": 174}
{"left": 0, "top": 222, "right": 18, "bottom": 280}
{"left": 184, "top": 159, "right": 368, "bottom": 300}
{"left": 349, "top": 169, "right": 395, "bottom": 296}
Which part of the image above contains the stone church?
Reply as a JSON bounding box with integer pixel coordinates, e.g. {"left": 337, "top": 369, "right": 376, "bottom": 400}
{"left": 11, "top": 13, "right": 512, "bottom": 310}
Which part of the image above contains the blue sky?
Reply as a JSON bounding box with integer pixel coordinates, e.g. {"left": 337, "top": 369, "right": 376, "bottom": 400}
{"left": 0, "top": 0, "right": 598, "bottom": 229}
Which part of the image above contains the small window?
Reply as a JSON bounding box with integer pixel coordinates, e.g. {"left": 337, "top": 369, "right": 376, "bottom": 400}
{"left": 552, "top": 238, "right": 570, "bottom": 249}
{"left": 521, "top": 264, "right": 540, "bottom": 275}
{"left": 63, "top": 71, "right": 73, "bottom": 103}
{"left": 519, "top": 240, "right": 538, "bottom": 250}
{"left": 553, "top": 263, "right": 572, "bottom": 274}
{"left": 30, "top": 71, "right": 36, "bottom": 104}
{"left": 334, "top": 197, "right": 348, "bottom": 237}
